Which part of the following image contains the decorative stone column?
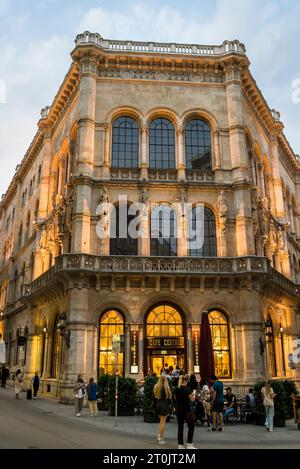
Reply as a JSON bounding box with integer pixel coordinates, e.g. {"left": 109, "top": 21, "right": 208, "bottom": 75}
{"left": 38, "top": 127, "right": 52, "bottom": 219}
{"left": 101, "top": 124, "right": 111, "bottom": 180}
{"left": 213, "top": 130, "right": 222, "bottom": 169}
{"left": 177, "top": 127, "right": 186, "bottom": 181}
{"left": 270, "top": 131, "right": 285, "bottom": 220}
{"left": 223, "top": 58, "right": 255, "bottom": 256}
{"left": 72, "top": 57, "right": 97, "bottom": 253}
{"left": 140, "top": 125, "right": 148, "bottom": 180}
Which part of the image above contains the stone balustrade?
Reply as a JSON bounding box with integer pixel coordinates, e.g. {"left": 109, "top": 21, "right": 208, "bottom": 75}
{"left": 22, "top": 255, "right": 300, "bottom": 298}
{"left": 75, "top": 32, "right": 246, "bottom": 57}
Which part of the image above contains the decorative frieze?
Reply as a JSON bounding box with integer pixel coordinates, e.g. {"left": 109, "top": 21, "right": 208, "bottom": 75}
{"left": 98, "top": 67, "right": 224, "bottom": 84}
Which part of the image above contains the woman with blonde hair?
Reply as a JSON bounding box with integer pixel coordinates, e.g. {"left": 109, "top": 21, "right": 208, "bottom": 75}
{"left": 153, "top": 375, "right": 173, "bottom": 445}
{"left": 262, "top": 381, "right": 276, "bottom": 432}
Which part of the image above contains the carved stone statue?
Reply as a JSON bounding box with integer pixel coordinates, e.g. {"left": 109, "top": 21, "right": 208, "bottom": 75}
{"left": 39, "top": 226, "right": 47, "bottom": 249}
{"left": 218, "top": 191, "right": 228, "bottom": 234}
{"left": 277, "top": 228, "right": 285, "bottom": 251}
{"left": 99, "top": 187, "right": 109, "bottom": 206}
{"left": 140, "top": 185, "right": 149, "bottom": 205}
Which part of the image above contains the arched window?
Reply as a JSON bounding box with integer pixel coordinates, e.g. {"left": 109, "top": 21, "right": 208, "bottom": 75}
{"left": 112, "top": 117, "right": 139, "bottom": 168}
{"left": 99, "top": 310, "right": 125, "bottom": 376}
{"left": 110, "top": 205, "right": 138, "bottom": 255}
{"left": 189, "top": 207, "right": 217, "bottom": 256}
{"left": 185, "top": 118, "right": 212, "bottom": 170}
{"left": 266, "top": 315, "right": 277, "bottom": 377}
{"left": 150, "top": 205, "right": 177, "bottom": 256}
{"left": 149, "top": 118, "right": 175, "bottom": 169}
{"left": 51, "top": 315, "right": 62, "bottom": 379}
{"left": 208, "top": 310, "right": 231, "bottom": 379}
{"left": 146, "top": 304, "right": 183, "bottom": 337}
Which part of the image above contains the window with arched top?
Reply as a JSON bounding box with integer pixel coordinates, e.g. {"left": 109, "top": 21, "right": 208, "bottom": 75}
{"left": 112, "top": 116, "right": 139, "bottom": 168}
{"left": 146, "top": 304, "right": 183, "bottom": 337}
{"left": 110, "top": 205, "right": 138, "bottom": 256}
{"left": 51, "top": 315, "right": 62, "bottom": 379}
{"left": 150, "top": 205, "right": 177, "bottom": 256}
{"left": 208, "top": 310, "right": 231, "bottom": 379}
{"left": 99, "top": 310, "right": 125, "bottom": 376}
{"left": 266, "top": 315, "right": 277, "bottom": 377}
{"left": 188, "top": 207, "right": 217, "bottom": 257}
{"left": 185, "top": 119, "right": 212, "bottom": 170}
{"left": 149, "top": 118, "right": 175, "bottom": 169}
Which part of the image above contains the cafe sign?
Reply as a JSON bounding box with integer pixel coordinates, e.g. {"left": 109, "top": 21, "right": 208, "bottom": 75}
{"left": 146, "top": 337, "right": 185, "bottom": 349}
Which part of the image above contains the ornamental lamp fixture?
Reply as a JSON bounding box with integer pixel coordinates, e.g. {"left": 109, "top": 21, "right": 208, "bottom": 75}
{"left": 57, "top": 313, "right": 71, "bottom": 348}
{"left": 259, "top": 318, "right": 273, "bottom": 355}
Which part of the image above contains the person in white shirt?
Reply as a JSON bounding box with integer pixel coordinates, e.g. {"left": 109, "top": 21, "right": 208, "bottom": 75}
{"left": 261, "top": 382, "right": 276, "bottom": 432}
{"left": 74, "top": 374, "right": 86, "bottom": 417}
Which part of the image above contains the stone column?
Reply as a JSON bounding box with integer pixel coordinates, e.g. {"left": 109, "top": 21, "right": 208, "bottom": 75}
{"left": 38, "top": 128, "right": 52, "bottom": 219}
{"left": 270, "top": 132, "right": 285, "bottom": 220}
{"left": 72, "top": 57, "right": 97, "bottom": 254}
{"left": 241, "top": 323, "right": 266, "bottom": 383}
{"left": 101, "top": 124, "right": 111, "bottom": 180}
{"left": 224, "top": 59, "right": 255, "bottom": 256}
{"left": 56, "top": 157, "right": 65, "bottom": 204}
{"left": 213, "top": 130, "right": 221, "bottom": 169}
{"left": 177, "top": 127, "right": 186, "bottom": 181}
{"left": 140, "top": 125, "right": 148, "bottom": 180}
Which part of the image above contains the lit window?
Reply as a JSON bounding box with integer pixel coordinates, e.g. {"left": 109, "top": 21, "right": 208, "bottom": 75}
{"left": 209, "top": 310, "right": 231, "bottom": 379}
{"left": 99, "top": 310, "right": 124, "bottom": 376}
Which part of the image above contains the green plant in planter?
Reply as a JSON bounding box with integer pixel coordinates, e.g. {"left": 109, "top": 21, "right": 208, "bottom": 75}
{"left": 282, "top": 380, "right": 299, "bottom": 419}
{"left": 142, "top": 376, "right": 159, "bottom": 423}
{"left": 108, "top": 376, "right": 137, "bottom": 415}
{"left": 253, "top": 380, "right": 289, "bottom": 427}
{"left": 98, "top": 374, "right": 110, "bottom": 410}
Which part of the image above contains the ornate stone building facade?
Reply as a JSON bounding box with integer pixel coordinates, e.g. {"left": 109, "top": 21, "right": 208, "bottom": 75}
{"left": 0, "top": 32, "right": 299, "bottom": 400}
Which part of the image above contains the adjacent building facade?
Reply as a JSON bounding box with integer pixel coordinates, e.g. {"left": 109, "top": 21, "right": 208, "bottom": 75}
{"left": 0, "top": 32, "right": 299, "bottom": 401}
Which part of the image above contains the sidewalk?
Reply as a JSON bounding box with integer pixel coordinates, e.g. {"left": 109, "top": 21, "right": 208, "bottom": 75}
{"left": 2, "top": 386, "right": 300, "bottom": 448}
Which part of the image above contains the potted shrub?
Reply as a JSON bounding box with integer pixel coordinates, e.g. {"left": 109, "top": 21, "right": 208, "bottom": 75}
{"left": 97, "top": 374, "right": 110, "bottom": 411}
{"left": 142, "top": 375, "right": 159, "bottom": 423}
{"left": 253, "top": 380, "right": 289, "bottom": 427}
{"left": 108, "top": 376, "right": 137, "bottom": 416}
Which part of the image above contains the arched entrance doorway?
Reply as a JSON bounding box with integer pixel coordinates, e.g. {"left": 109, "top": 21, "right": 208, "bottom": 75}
{"left": 144, "top": 304, "right": 186, "bottom": 375}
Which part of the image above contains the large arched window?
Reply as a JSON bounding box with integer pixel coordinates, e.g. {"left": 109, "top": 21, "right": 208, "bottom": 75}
{"left": 110, "top": 204, "right": 138, "bottom": 255}
{"left": 149, "top": 118, "right": 175, "bottom": 169}
{"left": 266, "top": 315, "right": 277, "bottom": 377}
{"left": 146, "top": 304, "right": 183, "bottom": 337}
{"left": 189, "top": 207, "right": 217, "bottom": 256}
{"left": 99, "top": 310, "right": 125, "bottom": 376}
{"left": 112, "top": 117, "right": 139, "bottom": 168}
{"left": 208, "top": 310, "right": 231, "bottom": 379}
{"left": 150, "top": 205, "right": 177, "bottom": 256}
{"left": 185, "top": 119, "right": 212, "bottom": 170}
{"left": 51, "top": 315, "right": 62, "bottom": 379}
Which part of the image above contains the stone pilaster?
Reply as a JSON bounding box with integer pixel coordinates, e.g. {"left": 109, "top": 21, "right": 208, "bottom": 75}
{"left": 270, "top": 132, "right": 285, "bottom": 220}
{"left": 177, "top": 127, "right": 185, "bottom": 181}
{"left": 38, "top": 128, "right": 52, "bottom": 219}
{"left": 140, "top": 125, "right": 148, "bottom": 180}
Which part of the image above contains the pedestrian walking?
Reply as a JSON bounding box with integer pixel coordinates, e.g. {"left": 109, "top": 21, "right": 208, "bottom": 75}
{"left": 15, "top": 369, "right": 23, "bottom": 399}
{"left": 211, "top": 374, "right": 224, "bottom": 431}
{"left": 174, "top": 374, "right": 197, "bottom": 450}
{"left": 86, "top": 377, "right": 98, "bottom": 417}
{"left": 32, "top": 372, "right": 40, "bottom": 399}
{"left": 1, "top": 366, "right": 9, "bottom": 388}
{"left": 153, "top": 375, "right": 173, "bottom": 445}
{"left": 262, "top": 382, "right": 276, "bottom": 432}
{"left": 74, "top": 374, "right": 86, "bottom": 417}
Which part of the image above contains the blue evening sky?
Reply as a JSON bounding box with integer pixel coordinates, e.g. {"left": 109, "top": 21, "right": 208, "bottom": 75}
{"left": 0, "top": 0, "right": 299, "bottom": 194}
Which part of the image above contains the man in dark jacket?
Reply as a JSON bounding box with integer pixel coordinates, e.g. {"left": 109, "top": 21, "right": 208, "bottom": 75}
{"left": 86, "top": 377, "right": 98, "bottom": 417}
{"left": 1, "top": 366, "right": 9, "bottom": 388}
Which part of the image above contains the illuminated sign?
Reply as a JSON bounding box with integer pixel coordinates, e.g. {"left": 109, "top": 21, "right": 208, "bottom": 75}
{"left": 146, "top": 337, "right": 185, "bottom": 349}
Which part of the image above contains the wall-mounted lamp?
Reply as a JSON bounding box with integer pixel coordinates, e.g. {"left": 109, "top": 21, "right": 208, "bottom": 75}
{"left": 259, "top": 319, "right": 273, "bottom": 355}
{"left": 57, "top": 313, "right": 71, "bottom": 348}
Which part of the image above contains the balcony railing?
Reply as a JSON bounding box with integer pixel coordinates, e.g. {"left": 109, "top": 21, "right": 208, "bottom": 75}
{"left": 75, "top": 33, "right": 246, "bottom": 57}
{"left": 21, "top": 254, "right": 300, "bottom": 298}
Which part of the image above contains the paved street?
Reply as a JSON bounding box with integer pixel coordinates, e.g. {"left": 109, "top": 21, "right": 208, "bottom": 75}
{"left": 0, "top": 386, "right": 299, "bottom": 449}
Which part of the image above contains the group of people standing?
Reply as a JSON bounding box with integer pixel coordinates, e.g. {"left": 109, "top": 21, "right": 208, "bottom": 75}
{"left": 14, "top": 370, "right": 41, "bottom": 399}
{"left": 153, "top": 368, "right": 277, "bottom": 448}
